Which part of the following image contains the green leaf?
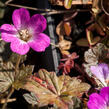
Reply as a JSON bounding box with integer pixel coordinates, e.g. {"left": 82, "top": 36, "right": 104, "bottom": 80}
{"left": 69, "top": 97, "right": 82, "bottom": 109}
{"left": 23, "top": 92, "right": 38, "bottom": 105}
{"left": 0, "top": 62, "right": 34, "bottom": 93}
{"left": 0, "top": 62, "right": 15, "bottom": 93}
{"left": 13, "top": 65, "right": 34, "bottom": 90}
{"left": 24, "top": 69, "right": 90, "bottom": 109}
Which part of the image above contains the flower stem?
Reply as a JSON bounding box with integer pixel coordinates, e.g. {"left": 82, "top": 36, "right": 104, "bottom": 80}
{"left": 74, "top": 63, "right": 97, "bottom": 87}
{"left": 5, "top": 0, "right": 13, "bottom": 5}
{"left": 2, "top": 88, "right": 14, "bottom": 109}
{"left": 15, "top": 54, "right": 21, "bottom": 77}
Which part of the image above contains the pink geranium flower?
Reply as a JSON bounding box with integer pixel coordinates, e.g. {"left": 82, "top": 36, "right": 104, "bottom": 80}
{"left": 88, "top": 87, "right": 109, "bottom": 109}
{"left": 0, "top": 8, "right": 50, "bottom": 55}
{"left": 90, "top": 63, "right": 109, "bottom": 86}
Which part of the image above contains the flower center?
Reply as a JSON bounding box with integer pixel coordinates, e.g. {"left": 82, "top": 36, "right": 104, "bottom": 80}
{"left": 19, "top": 29, "right": 31, "bottom": 42}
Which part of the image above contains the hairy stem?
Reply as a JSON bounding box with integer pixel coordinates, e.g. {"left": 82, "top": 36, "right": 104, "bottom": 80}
{"left": 15, "top": 54, "right": 21, "bottom": 77}
{"left": 2, "top": 88, "right": 14, "bottom": 109}
{"left": 74, "top": 63, "right": 97, "bottom": 87}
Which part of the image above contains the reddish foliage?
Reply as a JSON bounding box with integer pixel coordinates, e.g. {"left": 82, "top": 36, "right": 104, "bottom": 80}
{"left": 58, "top": 52, "right": 79, "bottom": 74}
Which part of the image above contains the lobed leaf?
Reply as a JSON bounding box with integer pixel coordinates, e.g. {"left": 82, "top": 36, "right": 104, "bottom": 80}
{"left": 0, "top": 62, "right": 34, "bottom": 93}
{"left": 24, "top": 69, "right": 90, "bottom": 109}
{"left": 13, "top": 65, "right": 34, "bottom": 90}
{"left": 0, "top": 62, "right": 15, "bottom": 93}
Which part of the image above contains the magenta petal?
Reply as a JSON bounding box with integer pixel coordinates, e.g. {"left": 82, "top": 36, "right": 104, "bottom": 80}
{"left": 87, "top": 93, "right": 106, "bottom": 109}
{"left": 28, "top": 14, "right": 47, "bottom": 34}
{"left": 98, "top": 64, "right": 109, "bottom": 80}
{"left": 12, "top": 8, "right": 30, "bottom": 30}
{"left": 90, "top": 65, "right": 106, "bottom": 86}
{"left": 1, "top": 24, "right": 17, "bottom": 42}
{"left": 10, "top": 39, "right": 30, "bottom": 55}
{"left": 100, "top": 87, "right": 109, "bottom": 106}
{"left": 90, "top": 63, "right": 109, "bottom": 86}
{"left": 28, "top": 33, "right": 50, "bottom": 52}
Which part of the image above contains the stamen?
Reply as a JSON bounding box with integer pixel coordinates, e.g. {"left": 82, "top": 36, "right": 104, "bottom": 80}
{"left": 19, "top": 29, "right": 31, "bottom": 42}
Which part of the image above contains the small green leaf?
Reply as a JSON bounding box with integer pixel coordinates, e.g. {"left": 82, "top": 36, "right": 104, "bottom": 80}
{"left": 23, "top": 92, "right": 38, "bottom": 105}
